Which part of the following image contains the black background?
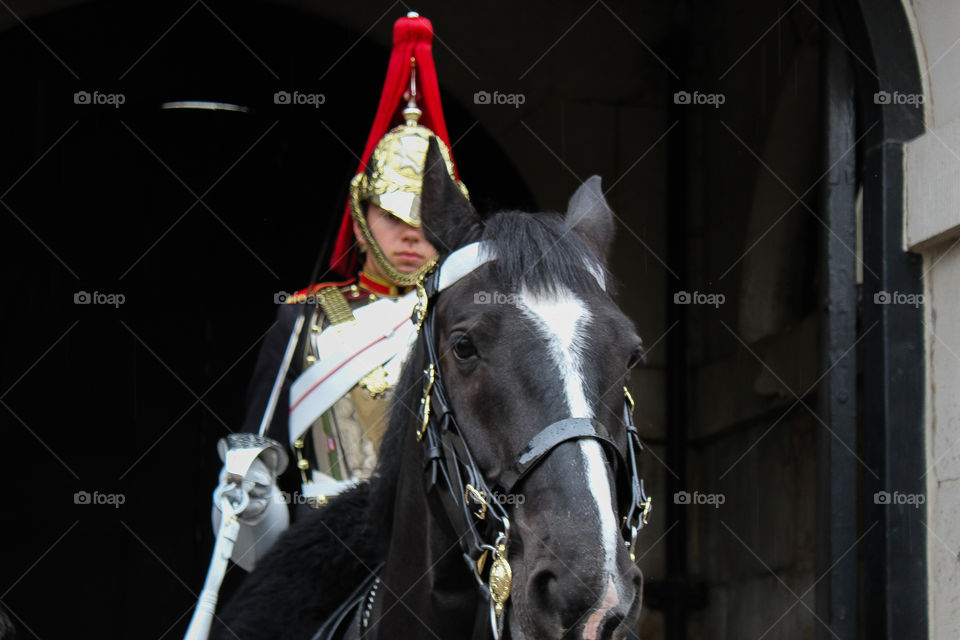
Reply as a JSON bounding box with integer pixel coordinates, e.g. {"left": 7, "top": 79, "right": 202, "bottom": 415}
{"left": 0, "top": 2, "right": 532, "bottom": 637}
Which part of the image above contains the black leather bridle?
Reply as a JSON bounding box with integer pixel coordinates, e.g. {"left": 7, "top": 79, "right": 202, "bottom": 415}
{"left": 411, "top": 255, "right": 652, "bottom": 640}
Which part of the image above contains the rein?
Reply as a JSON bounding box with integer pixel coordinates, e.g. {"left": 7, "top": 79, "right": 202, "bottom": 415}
{"left": 409, "top": 242, "right": 652, "bottom": 639}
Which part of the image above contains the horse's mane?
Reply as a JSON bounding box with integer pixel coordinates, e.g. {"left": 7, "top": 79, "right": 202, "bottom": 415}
{"left": 367, "top": 209, "right": 606, "bottom": 544}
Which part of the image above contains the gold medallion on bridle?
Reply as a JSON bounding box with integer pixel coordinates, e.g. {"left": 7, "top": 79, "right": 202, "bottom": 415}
{"left": 489, "top": 543, "right": 513, "bottom": 617}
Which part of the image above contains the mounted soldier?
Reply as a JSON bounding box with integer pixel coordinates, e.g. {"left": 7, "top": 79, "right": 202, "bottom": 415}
{"left": 184, "top": 12, "right": 468, "bottom": 639}
{"left": 254, "top": 12, "right": 467, "bottom": 517}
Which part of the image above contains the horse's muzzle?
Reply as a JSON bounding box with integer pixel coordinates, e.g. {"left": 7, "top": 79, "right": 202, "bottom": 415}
{"left": 517, "top": 561, "right": 642, "bottom": 639}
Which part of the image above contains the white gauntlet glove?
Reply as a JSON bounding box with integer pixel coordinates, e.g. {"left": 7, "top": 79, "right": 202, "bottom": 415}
{"left": 210, "top": 436, "right": 290, "bottom": 572}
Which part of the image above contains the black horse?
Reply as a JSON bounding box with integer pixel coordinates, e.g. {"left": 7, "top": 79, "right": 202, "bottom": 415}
{"left": 213, "top": 140, "right": 650, "bottom": 640}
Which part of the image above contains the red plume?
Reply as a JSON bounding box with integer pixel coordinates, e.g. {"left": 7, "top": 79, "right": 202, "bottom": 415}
{"left": 329, "top": 13, "right": 458, "bottom": 277}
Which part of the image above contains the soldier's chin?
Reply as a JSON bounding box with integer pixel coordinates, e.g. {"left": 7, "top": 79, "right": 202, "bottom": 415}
{"left": 391, "top": 258, "right": 425, "bottom": 273}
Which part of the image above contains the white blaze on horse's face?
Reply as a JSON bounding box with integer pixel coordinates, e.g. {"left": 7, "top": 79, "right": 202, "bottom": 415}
{"left": 517, "top": 285, "right": 592, "bottom": 418}
{"left": 517, "top": 285, "right": 624, "bottom": 637}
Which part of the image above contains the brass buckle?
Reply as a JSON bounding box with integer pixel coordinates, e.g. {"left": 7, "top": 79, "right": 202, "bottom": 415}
{"left": 413, "top": 278, "right": 429, "bottom": 335}
{"left": 640, "top": 495, "right": 652, "bottom": 527}
{"left": 623, "top": 385, "right": 635, "bottom": 414}
{"left": 416, "top": 364, "right": 436, "bottom": 441}
{"left": 465, "top": 484, "right": 488, "bottom": 520}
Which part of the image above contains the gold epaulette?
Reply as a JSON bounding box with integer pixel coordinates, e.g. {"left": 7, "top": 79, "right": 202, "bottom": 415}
{"left": 315, "top": 286, "right": 355, "bottom": 326}
{"left": 285, "top": 279, "right": 355, "bottom": 306}
{"left": 286, "top": 281, "right": 357, "bottom": 326}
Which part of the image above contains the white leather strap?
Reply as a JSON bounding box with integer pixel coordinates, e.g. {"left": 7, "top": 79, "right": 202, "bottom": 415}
{"left": 288, "top": 292, "right": 418, "bottom": 445}
{"left": 436, "top": 242, "right": 494, "bottom": 292}
{"left": 435, "top": 241, "right": 603, "bottom": 292}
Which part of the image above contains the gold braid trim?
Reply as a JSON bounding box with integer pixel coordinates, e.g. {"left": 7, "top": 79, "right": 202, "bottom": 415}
{"left": 316, "top": 286, "right": 355, "bottom": 326}
{"left": 349, "top": 173, "right": 437, "bottom": 287}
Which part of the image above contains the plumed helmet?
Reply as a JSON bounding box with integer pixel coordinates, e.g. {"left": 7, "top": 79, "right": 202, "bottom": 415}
{"left": 329, "top": 12, "right": 467, "bottom": 280}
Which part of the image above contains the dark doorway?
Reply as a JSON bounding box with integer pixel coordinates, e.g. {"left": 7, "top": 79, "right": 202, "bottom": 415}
{"left": 0, "top": 1, "right": 927, "bottom": 639}
{"left": 0, "top": 2, "right": 530, "bottom": 638}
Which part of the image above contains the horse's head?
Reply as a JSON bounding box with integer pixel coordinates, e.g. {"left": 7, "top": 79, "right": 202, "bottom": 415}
{"left": 375, "top": 138, "right": 647, "bottom": 640}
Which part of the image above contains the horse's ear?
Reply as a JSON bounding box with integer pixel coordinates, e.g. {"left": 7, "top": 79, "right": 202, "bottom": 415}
{"left": 565, "top": 175, "right": 614, "bottom": 264}
{"left": 420, "top": 137, "right": 482, "bottom": 254}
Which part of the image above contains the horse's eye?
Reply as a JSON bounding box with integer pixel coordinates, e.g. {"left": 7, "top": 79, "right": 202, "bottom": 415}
{"left": 628, "top": 344, "right": 646, "bottom": 370}
{"left": 453, "top": 335, "right": 479, "bottom": 361}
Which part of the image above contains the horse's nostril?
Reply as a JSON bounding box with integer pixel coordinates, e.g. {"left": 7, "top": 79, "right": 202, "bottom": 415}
{"left": 525, "top": 567, "right": 568, "bottom": 634}
{"left": 529, "top": 567, "right": 559, "bottom": 608}
{"left": 602, "top": 612, "right": 624, "bottom": 638}
{"left": 528, "top": 566, "right": 602, "bottom": 633}
{"left": 523, "top": 563, "right": 643, "bottom": 638}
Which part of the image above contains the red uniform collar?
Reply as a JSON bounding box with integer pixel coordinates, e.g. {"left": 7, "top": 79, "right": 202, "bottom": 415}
{"left": 359, "top": 270, "right": 412, "bottom": 297}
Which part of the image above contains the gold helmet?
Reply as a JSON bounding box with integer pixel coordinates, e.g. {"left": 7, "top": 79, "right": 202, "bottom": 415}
{"left": 350, "top": 108, "right": 465, "bottom": 228}
{"left": 348, "top": 75, "right": 469, "bottom": 286}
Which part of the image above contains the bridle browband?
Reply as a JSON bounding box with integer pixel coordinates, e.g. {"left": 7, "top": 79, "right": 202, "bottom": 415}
{"left": 409, "top": 242, "right": 652, "bottom": 640}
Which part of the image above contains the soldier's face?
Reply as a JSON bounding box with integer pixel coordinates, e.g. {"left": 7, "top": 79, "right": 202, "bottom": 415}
{"left": 356, "top": 204, "right": 437, "bottom": 276}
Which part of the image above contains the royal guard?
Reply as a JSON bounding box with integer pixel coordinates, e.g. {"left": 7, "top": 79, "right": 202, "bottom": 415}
{"left": 184, "top": 14, "right": 468, "bottom": 639}
{"left": 281, "top": 21, "right": 467, "bottom": 508}
{"left": 245, "top": 9, "right": 465, "bottom": 538}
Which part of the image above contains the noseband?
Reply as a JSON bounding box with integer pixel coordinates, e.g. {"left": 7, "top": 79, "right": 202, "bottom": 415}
{"left": 411, "top": 243, "right": 652, "bottom": 640}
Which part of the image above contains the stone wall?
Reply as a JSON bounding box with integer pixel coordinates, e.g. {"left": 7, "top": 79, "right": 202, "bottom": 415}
{"left": 902, "top": 2, "right": 960, "bottom": 637}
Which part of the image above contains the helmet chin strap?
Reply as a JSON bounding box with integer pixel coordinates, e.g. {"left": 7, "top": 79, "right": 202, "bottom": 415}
{"left": 349, "top": 181, "right": 438, "bottom": 288}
